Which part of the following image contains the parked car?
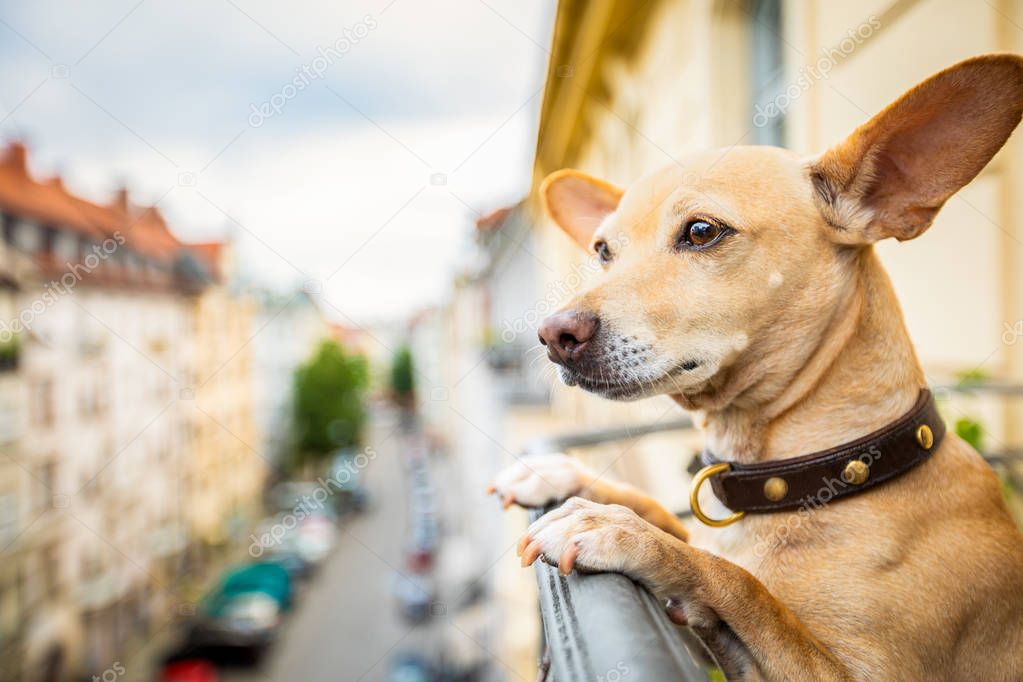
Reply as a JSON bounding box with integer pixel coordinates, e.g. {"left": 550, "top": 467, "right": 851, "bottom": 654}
{"left": 294, "top": 513, "right": 336, "bottom": 563}
{"left": 405, "top": 455, "right": 439, "bottom": 573}
{"left": 405, "top": 533, "right": 435, "bottom": 573}
{"left": 187, "top": 562, "right": 292, "bottom": 657}
{"left": 388, "top": 653, "right": 434, "bottom": 682}
{"left": 265, "top": 547, "right": 315, "bottom": 582}
{"left": 331, "top": 451, "right": 370, "bottom": 514}
{"left": 393, "top": 575, "right": 436, "bottom": 624}
{"left": 268, "top": 481, "right": 339, "bottom": 519}
{"left": 405, "top": 503, "right": 439, "bottom": 573}
{"left": 160, "top": 659, "right": 219, "bottom": 682}
{"left": 254, "top": 510, "right": 336, "bottom": 580}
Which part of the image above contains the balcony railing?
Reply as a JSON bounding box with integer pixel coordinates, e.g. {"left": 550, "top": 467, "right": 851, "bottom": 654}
{"left": 523, "top": 418, "right": 709, "bottom": 682}
{"left": 522, "top": 383, "right": 1023, "bottom": 681}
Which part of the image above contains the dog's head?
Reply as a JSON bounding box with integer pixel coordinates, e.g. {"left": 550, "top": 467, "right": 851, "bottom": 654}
{"left": 538, "top": 54, "right": 1023, "bottom": 408}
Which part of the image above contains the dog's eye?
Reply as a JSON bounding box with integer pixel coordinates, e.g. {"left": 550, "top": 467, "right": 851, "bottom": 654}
{"left": 594, "top": 239, "right": 613, "bottom": 264}
{"left": 678, "top": 220, "right": 726, "bottom": 249}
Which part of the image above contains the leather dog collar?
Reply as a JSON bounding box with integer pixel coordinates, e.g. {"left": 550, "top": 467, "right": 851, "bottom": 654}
{"left": 690, "top": 389, "right": 945, "bottom": 526}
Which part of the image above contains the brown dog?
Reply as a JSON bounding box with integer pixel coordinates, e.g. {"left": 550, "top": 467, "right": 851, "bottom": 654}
{"left": 491, "top": 54, "right": 1023, "bottom": 680}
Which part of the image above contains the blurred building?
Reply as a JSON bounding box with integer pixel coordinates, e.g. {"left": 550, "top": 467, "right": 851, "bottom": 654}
{"left": 0, "top": 141, "right": 267, "bottom": 680}
{"left": 474, "top": 203, "right": 551, "bottom": 407}
{"left": 184, "top": 241, "right": 265, "bottom": 567}
{"left": 404, "top": 202, "right": 571, "bottom": 679}
{"left": 0, "top": 238, "right": 30, "bottom": 677}
{"left": 250, "top": 288, "right": 328, "bottom": 467}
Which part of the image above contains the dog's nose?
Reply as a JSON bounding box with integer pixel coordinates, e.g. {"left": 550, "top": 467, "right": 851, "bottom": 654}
{"left": 538, "top": 310, "right": 600, "bottom": 364}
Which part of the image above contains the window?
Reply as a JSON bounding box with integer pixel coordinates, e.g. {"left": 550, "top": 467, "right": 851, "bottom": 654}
{"left": 81, "top": 551, "right": 103, "bottom": 582}
{"left": 14, "top": 563, "right": 25, "bottom": 614}
{"left": 81, "top": 472, "right": 100, "bottom": 500}
{"left": 14, "top": 220, "right": 41, "bottom": 252}
{"left": 79, "top": 384, "right": 94, "bottom": 418}
{"left": 95, "top": 380, "right": 109, "bottom": 416}
{"left": 0, "top": 571, "right": 19, "bottom": 641}
{"left": 56, "top": 232, "right": 79, "bottom": 261}
{"left": 40, "top": 543, "right": 59, "bottom": 595}
{"left": 1, "top": 214, "right": 14, "bottom": 245}
{"left": 77, "top": 377, "right": 107, "bottom": 418}
{"left": 29, "top": 378, "right": 55, "bottom": 428}
{"left": 40, "top": 226, "right": 56, "bottom": 255}
{"left": 0, "top": 492, "right": 17, "bottom": 545}
{"left": 749, "top": 0, "right": 786, "bottom": 146}
{"left": 36, "top": 461, "right": 57, "bottom": 511}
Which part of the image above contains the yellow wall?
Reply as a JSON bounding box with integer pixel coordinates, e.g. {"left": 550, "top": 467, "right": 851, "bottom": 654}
{"left": 189, "top": 287, "right": 263, "bottom": 546}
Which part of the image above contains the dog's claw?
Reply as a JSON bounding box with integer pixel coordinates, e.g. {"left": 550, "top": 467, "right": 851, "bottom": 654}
{"left": 485, "top": 483, "right": 496, "bottom": 495}
{"left": 665, "top": 598, "right": 688, "bottom": 626}
{"left": 517, "top": 534, "right": 532, "bottom": 557}
{"left": 559, "top": 542, "right": 580, "bottom": 575}
{"left": 521, "top": 539, "right": 543, "bottom": 566}
{"left": 502, "top": 494, "right": 517, "bottom": 509}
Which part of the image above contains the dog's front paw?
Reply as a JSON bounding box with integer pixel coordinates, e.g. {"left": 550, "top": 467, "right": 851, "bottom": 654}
{"left": 517, "top": 497, "right": 659, "bottom": 579}
{"left": 487, "top": 453, "right": 595, "bottom": 509}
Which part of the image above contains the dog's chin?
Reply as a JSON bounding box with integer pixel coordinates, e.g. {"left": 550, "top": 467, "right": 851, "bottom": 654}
{"left": 558, "top": 367, "right": 650, "bottom": 401}
{"left": 557, "top": 362, "right": 703, "bottom": 401}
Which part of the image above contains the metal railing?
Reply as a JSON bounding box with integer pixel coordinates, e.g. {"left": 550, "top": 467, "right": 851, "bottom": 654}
{"left": 524, "top": 419, "right": 709, "bottom": 682}
{"left": 522, "top": 383, "right": 1023, "bottom": 682}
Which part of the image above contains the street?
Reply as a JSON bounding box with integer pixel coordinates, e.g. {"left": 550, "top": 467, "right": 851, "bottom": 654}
{"left": 223, "top": 413, "right": 438, "bottom": 682}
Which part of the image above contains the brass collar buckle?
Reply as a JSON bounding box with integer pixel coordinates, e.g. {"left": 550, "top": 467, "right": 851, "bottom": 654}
{"left": 689, "top": 462, "right": 746, "bottom": 527}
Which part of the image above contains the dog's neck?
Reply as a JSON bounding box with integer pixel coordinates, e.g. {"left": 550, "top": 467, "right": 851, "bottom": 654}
{"left": 697, "top": 248, "right": 925, "bottom": 464}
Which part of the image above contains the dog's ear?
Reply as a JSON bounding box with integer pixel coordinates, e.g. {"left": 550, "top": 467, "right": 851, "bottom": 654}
{"left": 811, "top": 54, "right": 1023, "bottom": 244}
{"left": 540, "top": 169, "right": 623, "bottom": 248}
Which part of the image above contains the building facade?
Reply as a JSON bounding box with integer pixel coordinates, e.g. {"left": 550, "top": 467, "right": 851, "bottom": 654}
{"left": 182, "top": 241, "right": 266, "bottom": 575}
{"left": 0, "top": 141, "right": 265, "bottom": 680}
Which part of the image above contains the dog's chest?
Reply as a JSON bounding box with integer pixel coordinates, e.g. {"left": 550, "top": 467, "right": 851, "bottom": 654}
{"left": 689, "top": 521, "right": 763, "bottom": 573}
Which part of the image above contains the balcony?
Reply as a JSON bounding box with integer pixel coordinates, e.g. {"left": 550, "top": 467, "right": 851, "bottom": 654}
{"left": 0, "top": 404, "right": 22, "bottom": 444}
{"left": 486, "top": 340, "right": 550, "bottom": 406}
{"left": 521, "top": 383, "right": 1023, "bottom": 681}
{"left": 0, "top": 335, "right": 19, "bottom": 373}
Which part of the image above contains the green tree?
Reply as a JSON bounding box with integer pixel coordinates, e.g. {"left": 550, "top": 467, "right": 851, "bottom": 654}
{"left": 291, "top": 340, "right": 369, "bottom": 470}
{"left": 389, "top": 345, "right": 415, "bottom": 405}
{"left": 954, "top": 417, "right": 984, "bottom": 451}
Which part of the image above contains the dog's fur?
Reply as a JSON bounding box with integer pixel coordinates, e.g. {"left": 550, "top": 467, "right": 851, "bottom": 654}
{"left": 491, "top": 55, "right": 1023, "bottom": 680}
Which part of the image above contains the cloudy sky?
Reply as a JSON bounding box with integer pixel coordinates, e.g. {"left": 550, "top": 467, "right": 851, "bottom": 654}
{"left": 0, "top": 0, "right": 554, "bottom": 324}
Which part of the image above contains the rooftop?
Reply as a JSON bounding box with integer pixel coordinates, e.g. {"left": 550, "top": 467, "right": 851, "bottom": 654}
{"left": 0, "top": 141, "right": 226, "bottom": 290}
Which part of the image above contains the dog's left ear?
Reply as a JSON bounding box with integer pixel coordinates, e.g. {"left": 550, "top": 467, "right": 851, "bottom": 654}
{"left": 540, "top": 169, "right": 623, "bottom": 249}
{"left": 812, "top": 54, "right": 1023, "bottom": 244}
